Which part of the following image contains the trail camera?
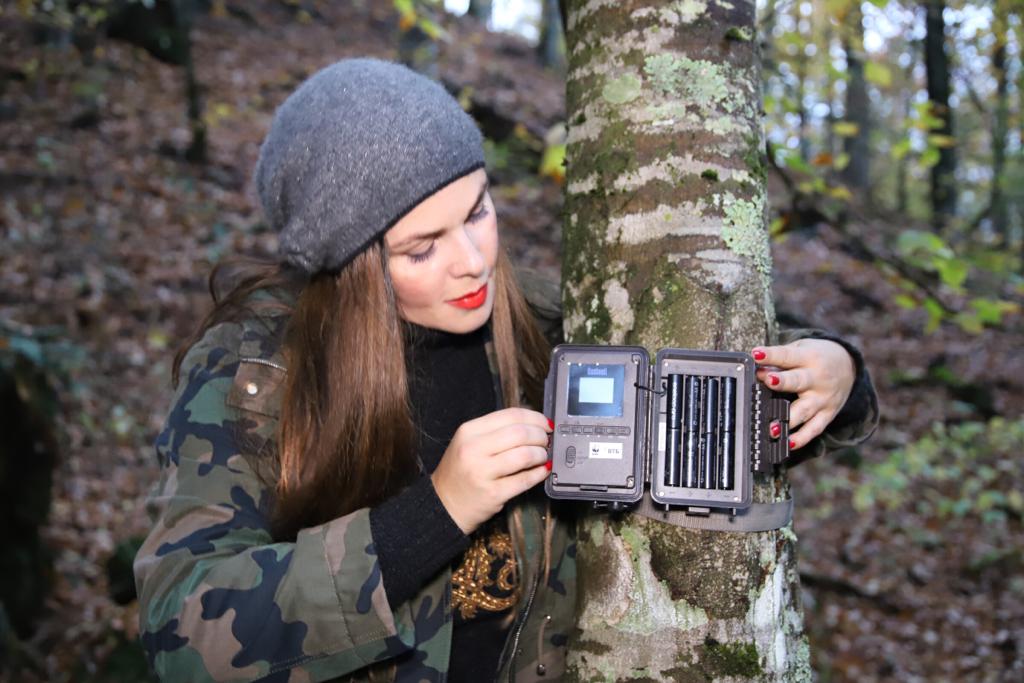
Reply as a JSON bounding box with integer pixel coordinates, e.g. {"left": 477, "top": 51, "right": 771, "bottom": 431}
{"left": 543, "top": 345, "right": 793, "bottom": 514}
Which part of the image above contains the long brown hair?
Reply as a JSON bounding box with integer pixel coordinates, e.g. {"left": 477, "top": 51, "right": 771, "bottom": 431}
{"left": 173, "top": 245, "right": 553, "bottom": 581}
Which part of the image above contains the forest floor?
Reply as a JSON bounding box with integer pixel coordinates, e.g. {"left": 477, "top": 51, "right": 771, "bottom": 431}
{"left": 1, "top": 3, "right": 1021, "bottom": 682}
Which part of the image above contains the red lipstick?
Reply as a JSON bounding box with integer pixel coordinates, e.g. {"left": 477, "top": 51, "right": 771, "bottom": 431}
{"left": 448, "top": 284, "right": 488, "bottom": 310}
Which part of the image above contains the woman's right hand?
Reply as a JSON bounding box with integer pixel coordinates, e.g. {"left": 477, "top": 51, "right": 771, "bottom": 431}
{"left": 431, "top": 408, "right": 552, "bottom": 534}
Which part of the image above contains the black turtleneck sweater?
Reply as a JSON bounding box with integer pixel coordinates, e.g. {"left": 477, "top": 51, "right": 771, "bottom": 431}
{"left": 368, "top": 323, "right": 513, "bottom": 681}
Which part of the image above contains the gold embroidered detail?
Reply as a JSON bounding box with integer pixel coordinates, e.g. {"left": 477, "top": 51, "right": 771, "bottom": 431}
{"left": 450, "top": 530, "right": 518, "bottom": 620}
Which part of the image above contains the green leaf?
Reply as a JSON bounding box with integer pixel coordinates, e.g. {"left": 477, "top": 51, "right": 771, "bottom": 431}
{"left": 924, "top": 298, "right": 944, "bottom": 333}
{"left": 833, "top": 120, "right": 860, "bottom": 137}
{"left": 970, "top": 298, "right": 1018, "bottom": 324}
{"left": 954, "top": 311, "right": 984, "bottom": 334}
{"left": 826, "top": 0, "right": 854, "bottom": 18}
{"left": 894, "top": 294, "right": 917, "bottom": 309}
{"left": 833, "top": 152, "right": 850, "bottom": 171}
{"left": 920, "top": 147, "right": 941, "bottom": 168}
{"left": 866, "top": 0, "right": 889, "bottom": 7}
{"left": 782, "top": 151, "right": 814, "bottom": 175}
{"left": 417, "top": 16, "right": 445, "bottom": 40}
{"left": 927, "top": 134, "right": 956, "bottom": 148}
{"left": 936, "top": 258, "right": 968, "bottom": 290}
{"left": 538, "top": 143, "right": 565, "bottom": 181}
{"left": 897, "top": 229, "right": 953, "bottom": 259}
{"left": 865, "top": 62, "right": 892, "bottom": 87}
{"left": 891, "top": 138, "right": 912, "bottom": 161}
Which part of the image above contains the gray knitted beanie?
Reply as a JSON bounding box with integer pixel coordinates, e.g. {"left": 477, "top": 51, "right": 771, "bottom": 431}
{"left": 254, "top": 58, "right": 485, "bottom": 274}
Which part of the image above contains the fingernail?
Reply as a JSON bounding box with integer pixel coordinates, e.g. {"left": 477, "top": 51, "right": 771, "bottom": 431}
{"left": 769, "top": 374, "right": 780, "bottom": 386}
{"left": 545, "top": 460, "right": 552, "bottom": 471}
{"left": 547, "top": 418, "right": 555, "bottom": 430}
{"left": 789, "top": 439, "right": 796, "bottom": 449}
{"left": 770, "top": 421, "right": 781, "bottom": 439}
{"left": 752, "top": 349, "right": 766, "bottom": 361}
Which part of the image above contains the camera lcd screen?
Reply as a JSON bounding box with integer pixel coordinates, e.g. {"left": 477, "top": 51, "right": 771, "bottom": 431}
{"left": 567, "top": 364, "right": 625, "bottom": 417}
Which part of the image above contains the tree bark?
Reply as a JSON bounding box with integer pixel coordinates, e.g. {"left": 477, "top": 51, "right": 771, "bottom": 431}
{"left": 173, "top": 0, "right": 206, "bottom": 163}
{"left": 823, "top": 22, "right": 837, "bottom": 165}
{"left": 562, "top": 1, "right": 808, "bottom": 680}
{"left": 795, "top": 18, "right": 810, "bottom": 164}
{"left": 924, "top": 0, "right": 956, "bottom": 226}
{"left": 467, "top": 0, "right": 493, "bottom": 23}
{"left": 990, "top": 2, "right": 1009, "bottom": 240}
{"left": 537, "top": 0, "right": 567, "bottom": 71}
{"left": 841, "top": 0, "right": 870, "bottom": 192}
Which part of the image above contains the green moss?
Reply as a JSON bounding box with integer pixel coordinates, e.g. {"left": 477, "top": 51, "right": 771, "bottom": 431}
{"left": 587, "top": 302, "right": 614, "bottom": 343}
{"left": 617, "top": 523, "right": 649, "bottom": 563}
{"left": 700, "top": 169, "right": 719, "bottom": 182}
{"left": 568, "top": 118, "right": 636, "bottom": 196}
{"left": 725, "top": 26, "right": 753, "bottom": 42}
{"left": 742, "top": 135, "right": 768, "bottom": 182}
{"left": 701, "top": 638, "right": 764, "bottom": 678}
{"left": 567, "top": 39, "right": 608, "bottom": 74}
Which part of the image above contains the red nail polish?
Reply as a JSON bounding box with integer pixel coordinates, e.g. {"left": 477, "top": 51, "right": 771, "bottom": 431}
{"left": 770, "top": 374, "right": 780, "bottom": 386}
{"left": 770, "top": 421, "right": 781, "bottom": 439}
{"left": 547, "top": 418, "right": 554, "bottom": 430}
{"left": 753, "top": 349, "right": 766, "bottom": 361}
{"left": 788, "top": 439, "right": 796, "bottom": 449}
{"left": 545, "top": 460, "right": 552, "bottom": 471}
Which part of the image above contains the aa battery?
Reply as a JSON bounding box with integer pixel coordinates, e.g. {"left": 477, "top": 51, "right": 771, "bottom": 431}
{"left": 719, "top": 377, "right": 736, "bottom": 490}
{"left": 664, "top": 374, "right": 683, "bottom": 487}
{"left": 668, "top": 373, "right": 737, "bottom": 493}
{"left": 683, "top": 376, "right": 700, "bottom": 488}
{"left": 701, "top": 377, "right": 720, "bottom": 489}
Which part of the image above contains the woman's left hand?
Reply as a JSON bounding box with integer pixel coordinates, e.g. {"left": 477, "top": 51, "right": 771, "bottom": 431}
{"left": 751, "top": 339, "right": 856, "bottom": 450}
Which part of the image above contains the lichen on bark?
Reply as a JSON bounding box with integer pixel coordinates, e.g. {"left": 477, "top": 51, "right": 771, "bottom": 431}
{"left": 563, "top": 0, "right": 807, "bottom": 679}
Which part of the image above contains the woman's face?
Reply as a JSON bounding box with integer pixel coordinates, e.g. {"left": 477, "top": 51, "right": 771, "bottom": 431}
{"left": 385, "top": 169, "right": 499, "bottom": 334}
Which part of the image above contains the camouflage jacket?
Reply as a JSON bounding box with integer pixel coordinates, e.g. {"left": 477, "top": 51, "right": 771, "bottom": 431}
{"left": 134, "top": 272, "right": 877, "bottom": 683}
{"left": 133, "top": 285, "right": 576, "bottom": 682}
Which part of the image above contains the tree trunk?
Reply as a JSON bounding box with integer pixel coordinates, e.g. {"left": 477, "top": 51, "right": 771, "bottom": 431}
{"left": 795, "top": 23, "right": 810, "bottom": 164}
{"left": 824, "top": 22, "right": 837, "bottom": 166}
{"left": 990, "top": 4, "right": 1009, "bottom": 241}
{"left": 896, "top": 53, "right": 914, "bottom": 215}
{"left": 537, "top": 0, "right": 567, "bottom": 71}
{"left": 897, "top": 89, "right": 911, "bottom": 215}
{"left": 173, "top": 0, "right": 206, "bottom": 163}
{"left": 924, "top": 0, "right": 956, "bottom": 227}
{"left": 467, "top": 0, "right": 493, "bottom": 23}
{"left": 562, "top": 1, "right": 807, "bottom": 680}
{"left": 841, "top": 1, "right": 870, "bottom": 192}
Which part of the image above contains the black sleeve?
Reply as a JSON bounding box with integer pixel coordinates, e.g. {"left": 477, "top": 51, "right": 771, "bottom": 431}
{"left": 777, "top": 328, "right": 880, "bottom": 466}
{"left": 370, "top": 476, "right": 471, "bottom": 609}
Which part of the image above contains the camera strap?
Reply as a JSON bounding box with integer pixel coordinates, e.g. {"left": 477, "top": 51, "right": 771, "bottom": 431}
{"left": 630, "top": 495, "right": 793, "bottom": 532}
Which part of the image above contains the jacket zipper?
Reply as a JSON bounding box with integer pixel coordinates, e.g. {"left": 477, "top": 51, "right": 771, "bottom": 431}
{"left": 506, "top": 570, "right": 542, "bottom": 682}
{"left": 238, "top": 356, "right": 287, "bottom": 372}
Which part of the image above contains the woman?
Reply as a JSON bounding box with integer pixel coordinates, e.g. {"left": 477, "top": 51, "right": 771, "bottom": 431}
{"left": 133, "top": 58, "right": 877, "bottom": 682}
